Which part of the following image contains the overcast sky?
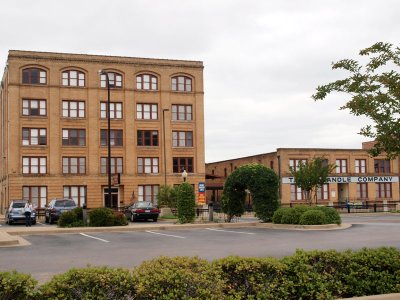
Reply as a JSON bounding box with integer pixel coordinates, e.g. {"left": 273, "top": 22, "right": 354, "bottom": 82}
{"left": 0, "top": 0, "right": 398, "bottom": 162}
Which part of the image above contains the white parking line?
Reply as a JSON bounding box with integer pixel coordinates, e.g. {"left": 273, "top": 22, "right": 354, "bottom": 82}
{"left": 145, "top": 230, "right": 186, "bottom": 239}
{"left": 205, "top": 228, "right": 255, "bottom": 235}
{"left": 79, "top": 233, "right": 110, "bottom": 243}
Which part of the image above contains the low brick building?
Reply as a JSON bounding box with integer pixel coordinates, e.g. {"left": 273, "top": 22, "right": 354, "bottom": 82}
{"left": 206, "top": 145, "right": 399, "bottom": 207}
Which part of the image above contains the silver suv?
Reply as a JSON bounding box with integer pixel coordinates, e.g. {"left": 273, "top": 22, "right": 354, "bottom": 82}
{"left": 45, "top": 199, "right": 77, "bottom": 224}
{"left": 6, "top": 200, "right": 37, "bottom": 225}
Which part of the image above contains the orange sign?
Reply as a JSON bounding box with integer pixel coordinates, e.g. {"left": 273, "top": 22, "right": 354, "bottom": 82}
{"left": 197, "top": 193, "right": 206, "bottom": 204}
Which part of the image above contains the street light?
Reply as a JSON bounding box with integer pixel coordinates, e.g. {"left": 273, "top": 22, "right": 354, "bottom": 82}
{"left": 162, "top": 108, "right": 169, "bottom": 186}
{"left": 99, "top": 70, "right": 112, "bottom": 208}
{"left": 182, "top": 169, "right": 188, "bottom": 182}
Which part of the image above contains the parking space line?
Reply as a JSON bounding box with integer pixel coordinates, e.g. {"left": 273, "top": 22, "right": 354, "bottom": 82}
{"left": 205, "top": 228, "right": 255, "bottom": 235}
{"left": 145, "top": 230, "right": 186, "bottom": 239}
{"left": 79, "top": 233, "right": 110, "bottom": 243}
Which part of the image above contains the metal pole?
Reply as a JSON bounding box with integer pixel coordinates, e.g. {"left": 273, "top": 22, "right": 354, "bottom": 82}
{"left": 162, "top": 109, "right": 169, "bottom": 186}
{"left": 106, "top": 73, "right": 112, "bottom": 208}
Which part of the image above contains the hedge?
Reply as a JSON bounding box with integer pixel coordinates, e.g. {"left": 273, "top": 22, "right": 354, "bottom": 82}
{"left": 2, "top": 247, "right": 399, "bottom": 299}
{"left": 177, "top": 183, "right": 196, "bottom": 223}
{"left": 273, "top": 205, "right": 341, "bottom": 225}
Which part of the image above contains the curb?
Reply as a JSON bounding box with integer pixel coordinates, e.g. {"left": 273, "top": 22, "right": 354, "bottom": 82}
{"left": 0, "top": 231, "right": 20, "bottom": 246}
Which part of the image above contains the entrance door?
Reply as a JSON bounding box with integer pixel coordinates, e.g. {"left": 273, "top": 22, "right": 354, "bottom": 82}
{"left": 338, "top": 183, "right": 349, "bottom": 203}
{"left": 104, "top": 188, "right": 119, "bottom": 208}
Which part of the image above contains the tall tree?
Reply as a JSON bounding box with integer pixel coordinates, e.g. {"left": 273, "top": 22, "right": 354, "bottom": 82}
{"left": 312, "top": 42, "right": 400, "bottom": 159}
{"left": 290, "top": 157, "right": 335, "bottom": 204}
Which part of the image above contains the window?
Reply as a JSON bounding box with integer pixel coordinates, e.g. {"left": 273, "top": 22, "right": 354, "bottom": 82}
{"left": 138, "top": 185, "right": 159, "bottom": 203}
{"left": 172, "top": 104, "right": 192, "bottom": 121}
{"left": 23, "top": 186, "right": 47, "bottom": 208}
{"left": 62, "top": 157, "right": 86, "bottom": 174}
{"left": 172, "top": 131, "right": 193, "bottom": 147}
{"left": 136, "top": 104, "right": 158, "bottom": 120}
{"left": 62, "top": 70, "right": 85, "bottom": 87}
{"left": 136, "top": 74, "right": 158, "bottom": 90}
{"left": 289, "top": 159, "right": 307, "bottom": 172}
{"left": 290, "top": 184, "right": 306, "bottom": 200}
{"left": 374, "top": 159, "right": 390, "bottom": 173}
{"left": 62, "top": 129, "right": 86, "bottom": 146}
{"left": 137, "top": 130, "right": 158, "bottom": 146}
{"left": 100, "top": 129, "right": 123, "bottom": 146}
{"left": 100, "top": 102, "right": 122, "bottom": 119}
{"left": 22, "top": 157, "right": 46, "bottom": 174}
{"left": 100, "top": 157, "right": 123, "bottom": 174}
{"left": 336, "top": 159, "right": 347, "bottom": 173}
{"left": 137, "top": 157, "right": 159, "bottom": 174}
{"left": 171, "top": 76, "right": 192, "bottom": 92}
{"left": 62, "top": 101, "right": 85, "bottom": 118}
{"left": 22, "top": 68, "right": 46, "bottom": 84}
{"left": 64, "top": 186, "right": 86, "bottom": 206}
{"left": 317, "top": 184, "right": 329, "bottom": 200}
{"left": 355, "top": 159, "right": 366, "bottom": 174}
{"left": 100, "top": 72, "right": 122, "bottom": 88}
{"left": 376, "top": 183, "right": 392, "bottom": 198}
{"left": 22, "top": 99, "right": 46, "bottom": 116}
{"left": 357, "top": 183, "right": 368, "bottom": 199}
{"left": 173, "top": 157, "right": 193, "bottom": 173}
{"left": 22, "top": 128, "right": 46, "bottom": 146}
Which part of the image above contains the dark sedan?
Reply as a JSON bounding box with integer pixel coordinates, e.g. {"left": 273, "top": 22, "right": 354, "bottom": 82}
{"left": 45, "top": 199, "right": 77, "bottom": 224}
{"left": 125, "top": 202, "right": 160, "bottom": 222}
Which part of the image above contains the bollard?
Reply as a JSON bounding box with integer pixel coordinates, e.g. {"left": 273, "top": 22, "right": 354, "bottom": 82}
{"left": 374, "top": 203, "right": 377, "bottom": 213}
{"left": 82, "top": 203, "right": 88, "bottom": 226}
{"left": 347, "top": 203, "right": 351, "bottom": 214}
{"left": 208, "top": 202, "right": 214, "bottom": 222}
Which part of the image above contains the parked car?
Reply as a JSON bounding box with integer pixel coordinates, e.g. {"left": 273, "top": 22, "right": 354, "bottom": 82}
{"left": 45, "top": 199, "right": 77, "bottom": 224}
{"left": 6, "top": 200, "right": 36, "bottom": 225}
{"left": 124, "top": 202, "right": 160, "bottom": 222}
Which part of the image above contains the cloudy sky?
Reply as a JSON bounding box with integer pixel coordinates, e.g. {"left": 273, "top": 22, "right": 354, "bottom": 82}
{"left": 0, "top": 0, "right": 398, "bottom": 162}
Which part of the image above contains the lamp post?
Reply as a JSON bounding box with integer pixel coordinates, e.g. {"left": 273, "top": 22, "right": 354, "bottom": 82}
{"left": 99, "top": 70, "right": 112, "bottom": 207}
{"left": 182, "top": 169, "right": 188, "bottom": 182}
{"left": 162, "top": 109, "right": 169, "bottom": 186}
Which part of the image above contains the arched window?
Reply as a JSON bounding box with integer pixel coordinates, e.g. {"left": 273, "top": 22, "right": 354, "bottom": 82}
{"left": 62, "top": 70, "right": 85, "bottom": 87}
{"left": 171, "top": 76, "right": 192, "bottom": 92}
{"left": 136, "top": 74, "right": 158, "bottom": 90}
{"left": 100, "top": 72, "right": 123, "bottom": 88}
{"left": 22, "top": 68, "right": 47, "bottom": 85}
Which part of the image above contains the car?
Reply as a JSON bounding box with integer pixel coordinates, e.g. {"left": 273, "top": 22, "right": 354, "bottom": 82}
{"left": 45, "top": 199, "right": 77, "bottom": 224}
{"left": 6, "top": 200, "right": 36, "bottom": 225}
{"left": 125, "top": 202, "right": 160, "bottom": 222}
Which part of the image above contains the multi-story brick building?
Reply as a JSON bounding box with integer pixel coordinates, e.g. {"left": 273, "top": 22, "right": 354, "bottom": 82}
{"left": 0, "top": 50, "right": 205, "bottom": 211}
{"left": 206, "top": 144, "right": 400, "bottom": 207}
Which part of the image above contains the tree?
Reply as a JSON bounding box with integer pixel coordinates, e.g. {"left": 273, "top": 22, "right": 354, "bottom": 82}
{"left": 177, "top": 182, "right": 196, "bottom": 223}
{"left": 289, "top": 157, "right": 335, "bottom": 204}
{"left": 312, "top": 42, "right": 400, "bottom": 159}
{"left": 222, "top": 164, "right": 279, "bottom": 222}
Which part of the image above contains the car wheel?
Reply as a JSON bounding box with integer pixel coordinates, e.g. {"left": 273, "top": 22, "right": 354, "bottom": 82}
{"left": 45, "top": 216, "right": 49, "bottom": 223}
{"left": 49, "top": 215, "right": 53, "bottom": 224}
{"left": 153, "top": 218, "right": 158, "bottom": 222}
{"left": 32, "top": 220, "right": 36, "bottom": 225}
{"left": 8, "top": 219, "right": 13, "bottom": 225}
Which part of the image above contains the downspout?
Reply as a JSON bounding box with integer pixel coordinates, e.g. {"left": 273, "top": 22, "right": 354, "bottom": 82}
{"left": 277, "top": 155, "right": 281, "bottom": 201}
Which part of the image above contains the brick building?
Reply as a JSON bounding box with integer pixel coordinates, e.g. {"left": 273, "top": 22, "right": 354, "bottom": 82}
{"left": 206, "top": 145, "right": 400, "bottom": 206}
{"left": 0, "top": 50, "right": 205, "bottom": 211}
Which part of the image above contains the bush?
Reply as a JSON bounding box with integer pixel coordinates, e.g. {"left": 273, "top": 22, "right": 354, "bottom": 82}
{"left": 58, "top": 207, "right": 85, "bottom": 228}
{"left": 0, "top": 271, "right": 38, "bottom": 300}
{"left": 177, "top": 183, "right": 196, "bottom": 223}
{"left": 113, "top": 211, "right": 128, "bottom": 226}
{"left": 299, "top": 210, "right": 327, "bottom": 225}
{"left": 213, "top": 256, "right": 289, "bottom": 299}
{"left": 72, "top": 207, "right": 83, "bottom": 221}
{"left": 272, "top": 207, "right": 291, "bottom": 224}
{"left": 314, "top": 206, "right": 341, "bottom": 225}
{"left": 133, "top": 256, "right": 224, "bottom": 300}
{"left": 88, "top": 207, "right": 116, "bottom": 227}
{"left": 39, "top": 266, "right": 136, "bottom": 299}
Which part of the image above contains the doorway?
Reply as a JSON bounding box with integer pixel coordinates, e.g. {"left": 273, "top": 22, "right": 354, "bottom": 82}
{"left": 104, "top": 187, "right": 119, "bottom": 208}
{"left": 338, "top": 183, "right": 349, "bottom": 203}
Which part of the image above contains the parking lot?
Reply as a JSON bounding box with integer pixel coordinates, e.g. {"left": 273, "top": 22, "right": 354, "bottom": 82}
{"left": 0, "top": 214, "right": 399, "bottom": 283}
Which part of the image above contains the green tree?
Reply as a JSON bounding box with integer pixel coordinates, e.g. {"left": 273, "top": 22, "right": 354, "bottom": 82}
{"left": 157, "top": 184, "right": 179, "bottom": 213}
{"left": 177, "top": 182, "right": 196, "bottom": 223}
{"left": 312, "top": 42, "right": 400, "bottom": 159}
{"left": 290, "top": 157, "right": 335, "bottom": 204}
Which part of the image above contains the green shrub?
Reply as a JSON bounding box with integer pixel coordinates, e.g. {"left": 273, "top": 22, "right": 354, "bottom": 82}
{"left": 58, "top": 211, "right": 78, "bottom": 228}
{"left": 280, "top": 206, "right": 310, "bottom": 224}
{"left": 72, "top": 207, "right": 83, "bottom": 221}
{"left": 0, "top": 271, "right": 38, "bottom": 300}
{"left": 177, "top": 183, "right": 196, "bottom": 223}
{"left": 272, "top": 207, "right": 291, "bottom": 224}
{"left": 89, "top": 207, "right": 116, "bottom": 227}
{"left": 314, "top": 206, "right": 341, "bottom": 224}
{"left": 133, "top": 256, "right": 224, "bottom": 300}
{"left": 213, "top": 256, "right": 289, "bottom": 299}
{"left": 113, "top": 211, "right": 128, "bottom": 226}
{"left": 39, "top": 266, "right": 136, "bottom": 300}
{"left": 299, "top": 209, "right": 327, "bottom": 225}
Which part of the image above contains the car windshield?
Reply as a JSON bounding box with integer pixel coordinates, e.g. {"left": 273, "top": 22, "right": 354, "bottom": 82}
{"left": 55, "top": 200, "right": 76, "bottom": 207}
{"left": 135, "top": 202, "right": 153, "bottom": 208}
{"left": 12, "top": 202, "right": 26, "bottom": 208}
